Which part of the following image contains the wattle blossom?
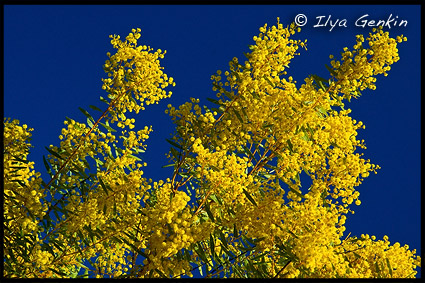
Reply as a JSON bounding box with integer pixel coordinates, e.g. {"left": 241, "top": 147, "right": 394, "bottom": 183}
{"left": 4, "top": 21, "right": 419, "bottom": 278}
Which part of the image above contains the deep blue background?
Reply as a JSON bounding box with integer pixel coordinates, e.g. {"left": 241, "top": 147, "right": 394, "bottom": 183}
{"left": 4, "top": 5, "right": 421, "bottom": 277}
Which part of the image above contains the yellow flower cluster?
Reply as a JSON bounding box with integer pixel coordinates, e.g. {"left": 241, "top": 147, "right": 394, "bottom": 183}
{"left": 332, "top": 234, "right": 421, "bottom": 278}
{"left": 3, "top": 119, "right": 84, "bottom": 278}
{"left": 165, "top": 19, "right": 419, "bottom": 278}
{"left": 329, "top": 26, "right": 407, "bottom": 99}
{"left": 4, "top": 22, "right": 420, "bottom": 279}
{"left": 4, "top": 28, "right": 176, "bottom": 278}
{"left": 102, "top": 28, "right": 175, "bottom": 120}
{"left": 4, "top": 118, "right": 46, "bottom": 235}
{"left": 3, "top": 119, "right": 47, "bottom": 277}
{"left": 192, "top": 138, "right": 253, "bottom": 206}
{"left": 283, "top": 198, "right": 345, "bottom": 277}
{"left": 134, "top": 180, "right": 214, "bottom": 277}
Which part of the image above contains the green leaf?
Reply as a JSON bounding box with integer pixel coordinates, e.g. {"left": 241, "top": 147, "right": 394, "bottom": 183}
{"left": 300, "top": 133, "right": 309, "bottom": 141}
{"left": 210, "top": 194, "right": 223, "bottom": 205}
{"left": 89, "top": 105, "right": 103, "bottom": 112}
{"left": 311, "top": 74, "right": 328, "bottom": 89}
{"left": 98, "top": 176, "right": 110, "bottom": 195}
{"left": 170, "top": 147, "right": 180, "bottom": 160}
{"left": 210, "top": 107, "right": 221, "bottom": 114}
{"left": 244, "top": 235, "right": 263, "bottom": 246}
{"left": 250, "top": 91, "right": 260, "bottom": 100}
{"left": 223, "top": 90, "right": 235, "bottom": 100}
{"left": 78, "top": 269, "right": 90, "bottom": 278}
{"left": 7, "top": 248, "right": 18, "bottom": 265}
{"left": 205, "top": 202, "right": 215, "bottom": 222}
{"left": 242, "top": 144, "right": 256, "bottom": 162}
{"left": 233, "top": 264, "right": 245, "bottom": 278}
{"left": 252, "top": 252, "right": 267, "bottom": 262}
{"left": 233, "top": 71, "right": 241, "bottom": 82}
{"left": 207, "top": 97, "right": 223, "bottom": 105}
{"left": 127, "top": 154, "right": 142, "bottom": 161}
{"left": 99, "top": 96, "right": 110, "bottom": 104}
{"left": 286, "top": 228, "right": 299, "bottom": 239}
{"left": 238, "top": 242, "right": 254, "bottom": 252}
{"left": 166, "top": 138, "right": 183, "bottom": 150}
{"left": 317, "top": 80, "right": 326, "bottom": 91}
{"left": 155, "top": 268, "right": 167, "bottom": 278}
{"left": 45, "top": 146, "right": 65, "bottom": 160}
{"left": 64, "top": 116, "right": 74, "bottom": 124}
{"left": 262, "top": 123, "right": 274, "bottom": 129}
{"left": 210, "top": 234, "right": 215, "bottom": 257}
{"left": 386, "top": 258, "right": 393, "bottom": 277}
{"left": 162, "top": 163, "right": 175, "bottom": 168}
{"left": 53, "top": 210, "right": 60, "bottom": 222}
{"left": 99, "top": 122, "right": 116, "bottom": 132}
{"left": 112, "top": 142, "right": 123, "bottom": 157}
{"left": 325, "top": 64, "right": 338, "bottom": 76}
{"left": 375, "top": 261, "right": 381, "bottom": 277}
{"left": 220, "top": 242, "right": 234, "bottom": 258}
{"left": 212, "top": 81, "right": 221, "bottom": 91}
{"left": 87, "top": 117, "right": 94, "bottom": 128}
{"left": 79, "top": 107, "right": 95, "bottom": 123}
{"left": 316, "top": 106, "right": 328, "bottom": 118}
{"left": 111, "top": 236, "right": 123, "bottom": 244}
{"left": 264, "top": 75, "right": 275, "bottom": 87}
{"left": 83, "top": 225, "right": 96, "bottom": 242}
{"left": 195, "top": 242, "right": 208, "bottom": 263}
{"left": 183, "top": 249, "right": 191, "bottom": 262}
{"left": 10, "top": 155, "right": 29, "bottom": 164}
{"left": 73, "top": 164, "right": 88, "bottom": 178}
{"left": 120, "top": 236, "right": 149, "bottom": 259}
{"left": 49, "top": 267, "right": 68, "bottom": 277}
{"left": 129, "top": 95, "right": 138, "bottom": 107}
{"left": 218, "top": 229, "right": 228, "bottom": 249}
{"left": 286, "top": 140, "right": 294, "bottom": 153}
{"left": 210, "top": 165, "right": 220, "bottom": 172}
{"left": 233, "top": 109, "right": 244, "bottom": 124}
{"left": 11, "top": 179, "right": 28, "bottom": 188}
{"left": 233, "top": 224, "right": 239, "bottom": 239}
{"left": 288, "top": 186, "right": 304, "bottom": 199}
{"left": 227, "top": 206, "right": 236, "bottom": 217}
{"left": 77, "top": 230, "right": 90, "bottom": 246}
{"left": 294, "top": 173, "right": 301, "bottom": 185}
{"left": 241, "top": 106, "right": 248, "bottom": 119}
{"left": 243, "top": 189, "right": 258, "bottom": 207}
{"left": 42, "top": 242, "right": 55, "bottom": 257}
{"left": 305, "top": 123, "right": 315, "bottom": 137}
{"left": 83, "top": 159, "right": 92, "bottom": 173}
{"left": 258, "top": 171, "right": 272, "bottom": 180}
{"left": 43, "top": 155, "right": 53, "bottom": 176}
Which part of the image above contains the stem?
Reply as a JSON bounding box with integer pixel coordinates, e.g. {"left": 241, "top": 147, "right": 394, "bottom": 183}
{"left": 273, "top": 259, "right": 292, "bottom": 278}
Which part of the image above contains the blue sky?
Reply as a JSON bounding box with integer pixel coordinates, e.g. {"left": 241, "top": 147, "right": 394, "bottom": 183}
{"left": 4, "top": 5, "right": 421, "bottom": 277}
